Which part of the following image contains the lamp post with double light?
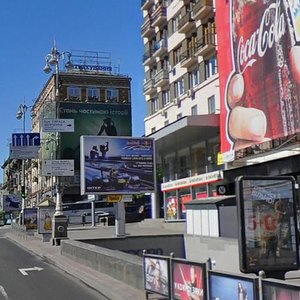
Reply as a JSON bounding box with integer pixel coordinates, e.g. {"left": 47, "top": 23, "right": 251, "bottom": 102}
{"left": 43, "top": 46, "right": 73, "bottom": 245}
{"left": 16, "top": 104, "right": 31, "bottom": 225}
{"left": 43, "top": 46, "right": 73, "bottom": 217}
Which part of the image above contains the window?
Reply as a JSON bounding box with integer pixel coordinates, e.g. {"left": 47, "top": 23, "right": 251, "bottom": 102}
{"left": 177, "top": 113, "right": 182, "bottom": 120}
{"left": 189, "top": 69, "right": 200, "bottom": 88}
{"left": 173, "top": 46, "right": 182, "bottom": 65}
{"left": 208, "top": 95, "right": 216, "bottom": 114}
{"left": 175, "top": 78, "right": 185, "bottom": 97}
{"left": 67, "top": 86, "right": 81, "bottom": 100}
{"left": 162, "top": 89, "right": 170, "bottom": 106}
{"left": 106, "top": 88, "right": 119, "bottom": 102}
{"left": 172, "top": 14, "right": 181, "bottom": 33}
{"left": 151, "top": 98, "right": 159, "bottom": 113}
{"left": 164, "top": 120, "right": 169, "bottom": 126}
{"left": 205, "top": 56, "right": 218, "bottom": 79}
{"left": 151, "top": 127, "right": 156, "bottom": 133}
{"left": 87, "top": 87, "right": 99, "bottom": 102}
{"left": 191, "top": 105, "right": 198, "bottom": 115}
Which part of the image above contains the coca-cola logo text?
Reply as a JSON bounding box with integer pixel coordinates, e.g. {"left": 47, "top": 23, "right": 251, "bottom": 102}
{"left": 237, "top": 0, "right": 286, "bottom": 73}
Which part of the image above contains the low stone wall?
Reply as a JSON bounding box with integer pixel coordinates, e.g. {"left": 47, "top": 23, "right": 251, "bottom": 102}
{"left": 82, "top": 234, "right": 185, "bottom": 257}
{"left": 61, "top": 239, "right": 144, "bottom": 290}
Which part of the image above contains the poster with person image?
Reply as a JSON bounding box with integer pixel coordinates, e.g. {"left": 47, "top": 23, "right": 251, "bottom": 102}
{"left": 208, "top": 270, "right": 258, "bottom": 300}
{"left": 24, "top": 208, "right": 38, "bottom": 230}
{"left": 38, "top": 208, "right": 55, "bottom": 234}
{"left": 172, "top": 259, "right": 206, "bottom": 300}
{"left": 262, "top": 279, "right": 300, "bottom": 299}
{"left": 143, "top": 255, "right": 170, "bottom": 297}
{"left": 236, "top": 176, "right": 299, "bottom": 274}
{"left": 216, "top": 0, "right": 300, "bottom": 155}
{"left": 166, "top": 197, "right": 178, "bottom": 220}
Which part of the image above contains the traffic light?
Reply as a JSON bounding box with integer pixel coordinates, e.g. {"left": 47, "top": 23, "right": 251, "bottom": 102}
{"left": 21, "top": 186, "right": 26, "bottom": 198}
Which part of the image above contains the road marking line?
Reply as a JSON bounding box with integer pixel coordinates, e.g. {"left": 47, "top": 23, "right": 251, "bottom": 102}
{"left": 19, "top": 267, "right": 43, "bottom": 276}
{"left": 0, "top": 285, "right": 9, "bottom": 300}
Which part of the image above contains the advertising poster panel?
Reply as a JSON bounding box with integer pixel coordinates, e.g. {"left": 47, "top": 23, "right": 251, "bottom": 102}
{"left": 2, "top": 194, "right": 21, "bottom": 212}
{"left": 80, "top": 136, "right": 155, "bottom": 194}
{"left": 181, "top": 194, "right": 192, "bottom": 214}
{"left": 166, "top": 196, "right": 178, "bottom": 220}
{"left": 208, "top": 270, "right": 258, "bottom": 300}
{"left": 58, "top": 102, "right": 132, "bottom": 169}
{"left": 262, "top": 279, "right": 300, "bottom": 299}
{"left": 38, "top": 208, "right": 55, "bottom": 234}
{"left": 143, "top": 255, "right": 170, "bottom": 297}
{"left": 216, "top": 0, "right": 300, "bottom": 154}
{"left": 172, "top": 259, "right": 206, "bottom": 300}
{"left": 24, "top": 208, "right": 38, "bottom": 230}
{"left": 236, "top": 176, "right": 299, "bottom": 273}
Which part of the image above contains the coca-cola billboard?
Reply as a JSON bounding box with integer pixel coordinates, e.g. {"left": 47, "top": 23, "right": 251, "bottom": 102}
{"left": 216, "top": 0, "right": 300, "bottom": 154}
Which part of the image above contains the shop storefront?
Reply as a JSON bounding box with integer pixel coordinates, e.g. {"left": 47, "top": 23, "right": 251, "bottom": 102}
{"left": 162, "top": 170, "right": 223, "bottom": 221}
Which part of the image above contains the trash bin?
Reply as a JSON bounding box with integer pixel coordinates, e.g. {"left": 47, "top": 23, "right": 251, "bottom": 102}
{"left": 52, "top": 215, "right": 68, "bottom": 238}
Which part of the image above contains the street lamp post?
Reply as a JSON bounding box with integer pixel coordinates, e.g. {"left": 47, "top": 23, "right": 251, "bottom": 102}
{"left": 16, "top": 104, "right": 30, "bottom": 225}
{"left": 43, "top": 46, "right": 73, "bottom": 217}
{"left": 43, "top": 45, "right": 73, "bottom": 245}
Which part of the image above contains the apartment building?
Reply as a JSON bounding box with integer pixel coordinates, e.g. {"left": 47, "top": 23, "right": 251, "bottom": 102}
{"left": 2, "top": 50, "right": 132, "bottom": 208}
{"left": 141, "top": 0, "right": 223, "bottom": 221}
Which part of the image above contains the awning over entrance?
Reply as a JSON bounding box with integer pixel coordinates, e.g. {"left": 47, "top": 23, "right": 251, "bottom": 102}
{"left": 148, "top": 115, "right": 219, "bottom": 153}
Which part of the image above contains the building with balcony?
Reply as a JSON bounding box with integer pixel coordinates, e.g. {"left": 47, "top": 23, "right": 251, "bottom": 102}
{"left": 141, "top": 0, "right": 220, "bottom": 221}
{"left": 141, "top": 0, "right": 300, "bottom": 225}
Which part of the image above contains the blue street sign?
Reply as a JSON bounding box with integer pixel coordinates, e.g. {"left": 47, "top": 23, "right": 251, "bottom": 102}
{"left": 12, "top": 133, "right": 40, "bottom": 147}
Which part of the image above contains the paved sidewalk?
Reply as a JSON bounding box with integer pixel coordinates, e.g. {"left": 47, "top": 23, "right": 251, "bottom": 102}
{"left": 6, "top": 220, "right": 185, "bottom": 300}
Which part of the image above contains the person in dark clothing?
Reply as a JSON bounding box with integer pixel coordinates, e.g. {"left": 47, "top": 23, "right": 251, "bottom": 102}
{"left": 97, "top": 118, "right": 117, "bottom": 136}
{"left": 99, "top": 142, "right": 109, "bottom": 158}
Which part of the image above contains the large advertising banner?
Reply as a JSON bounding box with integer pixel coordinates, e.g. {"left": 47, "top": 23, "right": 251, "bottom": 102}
{"left": 143, "top": 255, "right": 170, "bottom": 297}
{"left": 58, "top": 102, "right": 132, "bottom": 169}
{"left": 208, "top": 270, "right": 258, "bottom": 300}
{"left": 262, "top": 279, "right": 300, "bottom": 299}
{"left": 236, "top": 176, "right": 299, "bottom": 274}
{"left": 216, "top": 0, "right": 300, "bottom": 154}
{"left": 80, "top": 136, "right": 155, "bottom": 194}
{"left": 172, "top": 259, "right": 206, "bottom": 300}
{"left": 2, "top": 194, "right": 21, "bottom": 212}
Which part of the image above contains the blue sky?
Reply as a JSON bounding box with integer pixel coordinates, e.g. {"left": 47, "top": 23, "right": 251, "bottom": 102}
{"left": 0, "top": 0, "right": 145, "bottom": 182}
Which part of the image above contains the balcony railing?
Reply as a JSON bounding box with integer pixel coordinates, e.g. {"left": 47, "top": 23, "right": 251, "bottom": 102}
{"left": 152, "top": 6, "right": 167, "bottom": 27}
{"left": 153, "top": 39, "right": 168, "bottom": 57}
{"left": 193, "top": 0, "right": 213, "bottom": 21}
{"left": 141, "top": 16, "right": 155, "bottom": 37}
{"left": 154, "top": 69, "right": 169, "bottom": 87}
{"left": 142, "top": 48, "right": 156, "bottom": 65}
{"left": 178, "top": 11, "right": 195, "bottom": 34}
{"left": 141, "top": 0, "right": 154, "bottom": 11}
{"left": 195, "top": 33, "right": 216, "bottom": 57}
{"left": 179, "top": 47, "right": 198, "bottom": 68}
{"left": 143, "top": 78, "right": 156, "bottom": 94}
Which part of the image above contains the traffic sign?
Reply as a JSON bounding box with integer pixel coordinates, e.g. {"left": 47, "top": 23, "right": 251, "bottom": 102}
{"left": 12, "top": 133, "right": 40, "bottom": 147}
{"left": 42, "top": 119, "right": 74, "bottom": 132}
{"left": 10, "top": 145, "right": 40, "bottom": 159}
{"left": 42, "top": 160, "right": 74, "bottom": 176}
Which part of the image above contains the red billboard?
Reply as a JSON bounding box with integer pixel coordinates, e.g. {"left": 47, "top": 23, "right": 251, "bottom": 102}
{"left": 172, "top": 259, "right": 206, "bottom": 300}
{"left": 216, "top": 0, "right": 300, "bottom": 153}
